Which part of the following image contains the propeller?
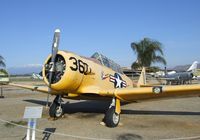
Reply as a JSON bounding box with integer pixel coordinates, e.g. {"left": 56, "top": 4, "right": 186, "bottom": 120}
{"left": 46, "top": 29, "right": 60, "bottom": 107}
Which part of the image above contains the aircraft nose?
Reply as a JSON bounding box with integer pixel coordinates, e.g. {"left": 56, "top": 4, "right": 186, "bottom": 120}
{"left": 44, "top": 54, "right": 66, "bottom": 84}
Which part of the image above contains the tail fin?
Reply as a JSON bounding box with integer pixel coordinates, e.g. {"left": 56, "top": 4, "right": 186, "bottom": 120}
{"left": 187, "top": 61, "right": 198, "bottom": 72}
{"left": 137, "top": 67, "right": 146, "bottom": 87}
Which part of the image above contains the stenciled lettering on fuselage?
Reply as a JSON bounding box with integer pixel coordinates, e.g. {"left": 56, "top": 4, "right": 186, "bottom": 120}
{"left": 102, "top": 72, "right": 127, "bottom": 88}
{"left": 69, "top": 57, "right": 92, "bottom": 75}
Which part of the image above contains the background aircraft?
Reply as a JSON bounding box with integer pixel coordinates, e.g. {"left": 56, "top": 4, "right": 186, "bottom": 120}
{"left": 31, "top": 72, "right": 43, "bottom": 80}
{"left": 9, "top": 29, "right": 200, "bottom": 127}
{"left": 152, "top": 61, "right": 198, "bottom": 78}
{"left": 163, "top": 61, "right": 198, "bottom": 85}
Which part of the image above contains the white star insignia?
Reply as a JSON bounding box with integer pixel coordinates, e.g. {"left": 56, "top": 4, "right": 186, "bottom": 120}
{"left": 115, "top": 75, "right": 123, "bottom": 88}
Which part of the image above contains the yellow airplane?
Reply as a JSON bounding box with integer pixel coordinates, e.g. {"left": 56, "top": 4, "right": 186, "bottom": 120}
{"left": 10, "top": 29, "right": 200, "bottom": 127}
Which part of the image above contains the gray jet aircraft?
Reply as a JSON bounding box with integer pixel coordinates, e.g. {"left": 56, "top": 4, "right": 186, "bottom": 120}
{"left": 164, "top": 61, "right": 198, "bottom": 85}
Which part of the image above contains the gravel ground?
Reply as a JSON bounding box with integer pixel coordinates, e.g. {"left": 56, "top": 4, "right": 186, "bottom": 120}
{"left": 0, "top": 81, "right": 200, "bottom": 140}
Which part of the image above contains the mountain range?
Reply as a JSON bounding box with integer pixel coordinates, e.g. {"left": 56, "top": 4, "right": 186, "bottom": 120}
{"left": 173, "top": 63, "right": 200, "bottom": 72}
{"left": 8, "top": 64, "right": 43, "bottom": 75}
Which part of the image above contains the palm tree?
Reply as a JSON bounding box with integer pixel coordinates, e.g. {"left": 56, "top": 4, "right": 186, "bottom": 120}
{"left": 0, "top": 55, "right": 6, "bottom": 68}
{"left": 131, "top": 38, "right": 166, "bottom": 69}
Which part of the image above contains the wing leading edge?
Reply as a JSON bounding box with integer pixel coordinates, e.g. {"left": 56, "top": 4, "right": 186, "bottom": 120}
{"left": 100, "top": 84, "right": 200, "bottom": 102}
{"left": 9, "top": 83, "right": 57, "bottom": 94}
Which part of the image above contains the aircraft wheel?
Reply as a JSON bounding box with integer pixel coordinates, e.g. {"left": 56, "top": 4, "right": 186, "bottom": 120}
{"left": 105, "top": 106, "right": 120, "bottom": 128}
{"left": 49, "top": 102, "right": 63, "bottom": 118}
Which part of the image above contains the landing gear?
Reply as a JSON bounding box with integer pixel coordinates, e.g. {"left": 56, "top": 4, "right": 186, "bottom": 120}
{"left": 105, "top": 106, "right": 120, "bottom": 127}
{"left": 49, "top": 95, "right": 63, "bottom": 118}
{"left": 104, "top": 98, "right": 121, "bottom": 128}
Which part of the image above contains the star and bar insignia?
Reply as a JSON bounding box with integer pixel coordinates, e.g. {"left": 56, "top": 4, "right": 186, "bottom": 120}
{"left": 102, "top": 72, "right": 127, "bottom": 88}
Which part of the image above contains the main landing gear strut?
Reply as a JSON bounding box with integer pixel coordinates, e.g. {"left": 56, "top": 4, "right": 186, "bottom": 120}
{"left": 104, "top": 98, "right": 121, "bottom": 127}
{"left": 49, "top": 95, "right": 64, "bottom": 118}
{"left": 49, "top": 96, "right": 121, "bottom": 127}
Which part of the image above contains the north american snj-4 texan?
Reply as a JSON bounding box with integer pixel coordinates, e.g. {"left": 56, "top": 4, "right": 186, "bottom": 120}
{"left": 10, "top": 29, "right": 200, "bottom": 127}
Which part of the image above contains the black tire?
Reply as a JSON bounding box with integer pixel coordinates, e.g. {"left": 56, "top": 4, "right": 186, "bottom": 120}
{"left": 49, "top": 102, "right": 63, "bottom": 118}
{"left": 105, "top": 106, "right": 120, "bottom": 128}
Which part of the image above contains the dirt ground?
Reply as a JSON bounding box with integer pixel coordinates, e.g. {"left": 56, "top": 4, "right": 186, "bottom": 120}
{"left": 0, "top": 80, "right": 200, "bottom": 140}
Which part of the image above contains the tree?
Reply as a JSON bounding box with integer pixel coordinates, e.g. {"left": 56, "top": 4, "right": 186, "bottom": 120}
{"left": 131, "top": 38, "right": 166, "bottom": 69}
{"left": 0, "top": 55, "right": 6, "bottom": 68}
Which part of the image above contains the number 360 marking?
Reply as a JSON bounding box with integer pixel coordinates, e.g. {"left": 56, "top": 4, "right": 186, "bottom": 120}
{"left": 69, "top": 57, "right": 91, "bottom": 75}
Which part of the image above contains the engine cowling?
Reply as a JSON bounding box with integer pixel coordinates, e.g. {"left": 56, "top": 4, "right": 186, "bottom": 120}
{"left": 43, "top": 51, "right": 84, "bottom": 93}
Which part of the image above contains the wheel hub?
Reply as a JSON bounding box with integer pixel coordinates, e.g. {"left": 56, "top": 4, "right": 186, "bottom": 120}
{"left": 55, "top": 106, "right": 63, "bottom": 117}
{"left": 113, "top": 113, "right": 119, "bottom": 124}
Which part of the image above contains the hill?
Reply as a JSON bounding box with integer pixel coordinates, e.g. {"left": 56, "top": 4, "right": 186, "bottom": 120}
{"left": 8, "top": 64, "right": 42, "bottom": 75}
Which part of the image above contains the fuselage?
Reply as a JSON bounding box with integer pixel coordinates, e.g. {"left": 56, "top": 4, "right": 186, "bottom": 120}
{"left": 43, "top": 51, "right": 133, "bottom": 99}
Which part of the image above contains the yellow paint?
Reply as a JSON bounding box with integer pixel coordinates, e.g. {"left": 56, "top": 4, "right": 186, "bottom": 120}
{"left": 137, "top": 67, "right": 146, "bottom": 87}
{"left": 68, "top": 93, "right": 79, "bottom": 97}
{"left": 115, "top": 98, "right": 121, "bottom": 114}
{"left": 43, "top": 51, "right": 133, "bottom": 97}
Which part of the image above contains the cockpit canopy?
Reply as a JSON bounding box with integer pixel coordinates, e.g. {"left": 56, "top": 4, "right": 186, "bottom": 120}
{"left": 91, "top": 52, "right": 123, "bottom": 74}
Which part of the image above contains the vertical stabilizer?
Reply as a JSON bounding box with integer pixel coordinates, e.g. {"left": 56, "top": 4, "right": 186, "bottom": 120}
{"left": 137, "top": 67, "right": 146, "bottom": 87}
{"left": 187, "top": 61, "right": 198, "bottom": 72}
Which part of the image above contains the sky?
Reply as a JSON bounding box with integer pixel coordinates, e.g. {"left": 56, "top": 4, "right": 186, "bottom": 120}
{"left": 0, "top": 0, "right": 200, "bottom": 69}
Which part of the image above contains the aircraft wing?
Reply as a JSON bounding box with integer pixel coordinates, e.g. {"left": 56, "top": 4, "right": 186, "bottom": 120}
{"left": 100, "top": 84, "right": 200, "bottom": 102}
{"left": 9, "top": 83, "right": 57, "bottom": 94}
{"left": 9, "top": 83, "right": 200, "bottom": 102}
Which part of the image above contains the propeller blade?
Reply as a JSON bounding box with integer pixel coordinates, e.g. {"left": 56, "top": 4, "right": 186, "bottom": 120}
{"left": 49, "top": 29, "right": 60, "bottom": 84}
{"left": 51, "top": 29, "right": 60, "bottom": 64}
{"left": 46, "top": 29, "right": 61, "bottom": 107}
